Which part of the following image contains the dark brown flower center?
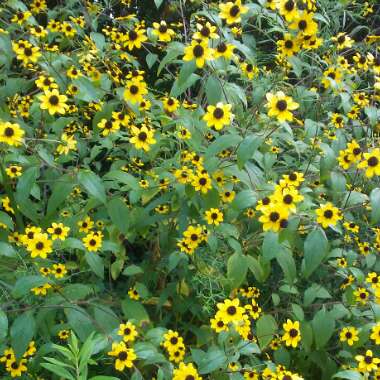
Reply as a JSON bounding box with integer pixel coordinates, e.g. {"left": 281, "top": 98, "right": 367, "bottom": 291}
{"left": 323, "top": 209, "right": 333, "bottom": 219}
{"left": 269, "top": 212, "right": 280, "bottom": 222}
{"left": 276, "top": 100, "right": 287, "bottom": 111}
{"left": 49, "top": 95, "right": 59, "bottom": 105}
{"left": 289, "top": 328, "right": 298, "bottom": 337}
{"left": 368, "top": 156, "right": 379, "bottom": 167}
{"left": 229, "top": 4, "right": 240, "bottom": 17}
{"left": 193, "top": 44, "right": 204, "bottom": 58}
{"left": 4, "top": 127, "right": 15, "bottom": 137}
{"left": 213, "top": 107, "right": 224, "bottom": 119}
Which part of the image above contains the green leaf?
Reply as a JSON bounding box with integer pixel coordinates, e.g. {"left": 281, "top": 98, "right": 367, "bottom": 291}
{"left": 302, "top": 228, "right": 329, "bottom": 278}
{"left": 46, "top": 180, "right": 74, "bottom": 217}
{"left": 276, "top": 249, "right": 296, "bottom": 284}
{"left": 146, "top": 53, "right": 158, "bottom": 68}
{"left": 65, "top": 307, "right": 94, "bottom": 341}
{"left": 154, "top": 0, "right": 164, "bottom": 8}
{"left": 73, "top": 77, "right": 106, "bottom": 102}
{"left": 90, "top": 377, "right": 121, "bottom": 380}
{"left": 370, "top": 188, "right": 380, "bottom": 224}
{"left": 12, "top": 275, "right": 48, "bottom": 298}
{"left": 256, "top": 314, "right": 277, "bottom": 349}
{"left": 333, "top": 370, "right": 363, "bottom": 380}
{"left": 205, "top": 75, "right": 223, "bottom": 104}
{"left": 0, "top": 309, "right": 8, "bottom": 340}
{"left": 197, "top": 346, "right": 227, "bottom": 374}
{"left": 85, "top": 253, "right": 104, "bottom": 279}
{"left": 262, "top": 232, "right": 281, "bottom": 262}
{"left": 312, "top": 309, "right": 335, "bottom": 349}
{"left": 78, "top": 170, "right": 107, "bottom": 204}
{"left": 121, "top": 299, "right": 149, "bottom": 322}
{"left": 237, "top": 135, "right": 263, "bottom": 169}
{"left": 171, "top": 73, "right": 200, "bottom": 97}
{"left": 93, "top": 306, "right": 119, "bottom": 333}
{"left": 157, "top": 42, "right": 183, "bottom": 75}
{"left": 11, "top": 311, "right": 36, "bottom": 359}
{"left": 205, "top": 134, "right": 242, "bottom": 159}
{"left": 0, "top": 211, "right": 13, "bottom": 230}
{"left": 0, "top": 241, "right": 16, "bottom": 258}
{"left": 123, "top": 265, "right": 144, "bottom": 276}
{"left": 107, "top": 197, "right": 130, "bottom": 234}
{"left": 41, "top": 362, "right": 75, "bottom": 380}
{"left": 227, "top": 252, "right": 247, "bottom": 289}
{"left": 231, "top": 190, "right": 257, "bottom": 210}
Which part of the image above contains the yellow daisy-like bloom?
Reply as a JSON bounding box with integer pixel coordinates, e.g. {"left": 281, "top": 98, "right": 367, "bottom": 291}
{"left": 282, "top": 319, "right": 301, "bottom": 348}
{"left": 204, "top": 208, "right": 224, "bottom": 226}
{"left": 5, "top": 165, "right": 22, "bottom": 178}
{"left": 130, "top": 125, "right": 156, "bottom": 151}
{"left": 39, "top": 89, "right": 68, "bottom": 115}
{"left": 354, "top": 287, "right": 369, "bottom": 305}
{"left": 219, "top": 0, "right": 248, "bottom": 25}
{"left": 6, "top": 358, "right": 28, "bottom": 378}
{"left": 82, "top": 231, "right": 103, "bottom": 252}
{"left": 315, "top": 202, "right": 342, "bottom": 228}
{"left": 370, "top": 322, "right": 380, "bottom": 344}
{"left": 203, "top": 102, "right": 233, "bottom": 130}
{"left": 162, "top": 97, "right": 180, "bottom": 113}
{"left": 240, "top": 62, "right": 259, "bottom": 79}
{"left": 35, "top": 75, "right": 58, "bottom": 91}
{"left": 191, "top": 171, "right": 212, "bottom": 193}
{"left": 277, "top": 33, "right": 301, "bottom": 57}
{"left": 108, "top": 341, "right": 137, "bottom": 371}
{"left": 124, "top": 78, "right": 148, "bottom": 104}
{"left": 26, "top": 233, "right": 53, "bottom": 259}
{"left": 216, "top": 298, "right": 245, "bottom": 324}
{"left": 277, "top": 0, "right": 299, "bottom": 22}
{"left": 152, "top": 21, "right": 175, "bottom": 42}
{"left": 58, "top": 330, "right": 70, "bottom": 340}
{"left": 214, "top": 41, "right": 235, "bottom": 60}
{"left": 357, "top": 148, "right": 380, "bottom": 178}
{"left": 321, "top": 67, "right": 343, "bottom": 89}
{"left": 56, "top": 133, "right": 77, "bottom": 155}
{"left": 0, "top": 121, "right": 25, "bottom": 147}
{"left": 31, "top": 283, "right": 52, "bottom": 296}
{"left": 52, "top": 263, "right": 67, "bottom": 279}
{"left": 339, "top": 326, "right": 359, "bottom": 346}
{"left": 117, "top": 321, "right": 138, "bottom": 343}
{"left": 47, "top": 222, "right": 70, "bottom": 240}
{"left": 173, "top": 362, "right": 202, "bottom": 380}
{"left": 266, "top": 91, "right": 299, "bottom": 123}
{"left": 97, "top": 118, "right": 121, "bottom": 136}
{"left": 331, "top": 32, "right": 354, "bottom": 50}
{"left": 193, "top": 22, "right": 219, "bottom": 41}
{"left": 289, "top": 12, "right": 318, "bottom": 35}
{"left": 183, "top": 39, "right": 214, "bottom": 68}
{"left": 355, "top": 350, "right": 380, "bottom": 373}
{"left": 210, "top": 316, "right": 228, "bottom": 333}
{"left": 128, "top": 287, "right": 140, "bottom": 300}
{"left": 183, "top": 225, "right": 204, "bottom": 248}
{"left": 124, "top": 27, "right": 148, "bottom": 50}
{"left": 259, "top": 204, "right": 289, "bottom": 232}
{"left": 78, "top": 216, "right": 94, "bottom": 232}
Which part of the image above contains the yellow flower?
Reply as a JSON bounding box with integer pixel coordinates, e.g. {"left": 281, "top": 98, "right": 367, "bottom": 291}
{"left": 58, "top": 330, "right": 70, "bottom": 340}
{"left": 52, "top": 263, "right": 67, "bottom": 279}
{"left": 321, "top": 68, "right": 342, "bottom": 89}
{"left": 97, "top": 118, "right": 120, "bottom": 136}
{"left": 289, "top": 12, "right": 318, "bottom": 35}
{"left": 193, "top": 22, "right": 219, "bottom": 41}
{"left": 354, "top": 287, "right": 369, "bottom": 305}
{"left": 31, "top": 283, "right": 52, "bottom": 296}
{"left": 152, "top": 21, "right": 175, "bottom": 42}
{"left": 124, "top": 78, "right": 148, "bottom": 104}
{"left": 277, "top": 33, "right": 301, "bottom": 57}
{"left": 370, "top": 323, "right": 380, "bottom": 344}
{"left": 216, "top": 298, "right": 245, "bottom": 324}
{"left": 35, "top": 75, "right": 58, "bottom": 91}
{"left": 117, "top": 321, "right": 138, "bottom": 343}
{"left": 128, "top": 287, "right": 140, "bottom": 300}
{"left": 315, "top": 202, "right": 342, "bottom": 228}
{"left": 78, "top": 216, "right": 94, "bottom": 232}
{"left": 266, "top": 91, "right": 299, "bottom": 122}
{"left": 47, "top": 222, "right": 70, "bottom": 240}
{"left": 204, "top": 208, "right": 224, "bottom": 225}
{"left": 0, "top": 121, "right": 25, "bottom": 147}
{"left": 124, "top": 27, "right": 148, "bottom": 50}
{"left": 355, "top": 350, "right": 380, "bottom": 373}
{"left": 357, "top": 148, "right": 380, "bottom": 178}
{"left": 162, "top": 97, "right": 180, "bottom": 113}
{"left": 107, "top": 341, "right": 137, "bottom": 371}
{"left": 56, "top": 133, "right": 77, "bottom": 155}
{"left": 183, "top": 39, "right": 214, "bottom": 68}
{"left": 332, "top": 32, "right": 354, "bottom": 50}
{"left": 191, "top": 171, "right": 212, "bottom": 193}
{"left": 39, "top": 89, "right": 68, "bottom": 115}
{"left": 203, "top": 102, "right": 233, "bottom": 130}
{"left": 173, "top": 362, "right": 202, "bottom": 380}
{"left": 219, "top": 0, "right": 248, "bottom": 25}
{"left": 82, "top": 231, "right": 103, "bottom": 252}
{"left": 6, "top": 358, "right": 28, "bottom": 377}
{"left": 26, "top": 233, "right": 53, "bottom": 259}
{"left": 130, "top": 125, "right": 156, "bottom": 151}
{"left": 5, "top": 165, "right": 22, "bottom": 178}
{"left": 339, "top": 327, "right": 359, "bottom": 346}
{"left": 259, "top": 204, "right": 289, "bottom": 232}
{"left": 277, "top": 0, "right": 299, "bottom": 21}
{"left": 282, "top": 319, "right": 301, "bottom": 348}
